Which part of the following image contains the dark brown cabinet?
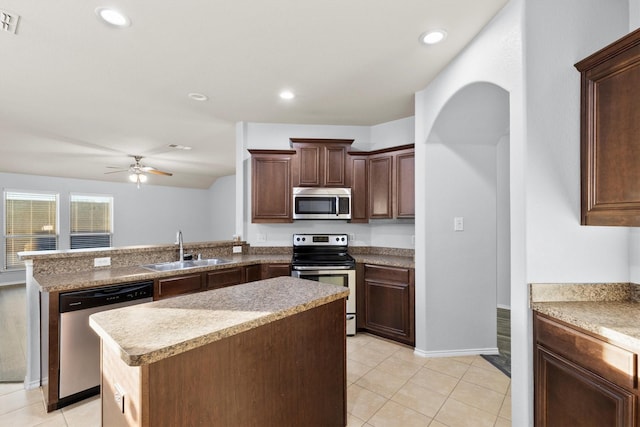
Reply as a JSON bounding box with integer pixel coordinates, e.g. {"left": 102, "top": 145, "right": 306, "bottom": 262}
{"left": 205, "top": 267, "right": 245, "bottom": 290}
{"left": 290, "top": 138, "right": 353, "bottom": 187}
{"left": 534, "top": 312, "right": 639, "bottom": 426}
{"left": 575, "top": 28, "right": 640, "bottom": 226}
{"left": 348, "top": 153, "right": 369, "bottom": 223}
{"left": 262, "top": 263, "right": 291, "bottom": 279}
{"left": 155, "top": 273, "right": 203, "bottom": 300}
{"left": 368, "top": 145, "right": 415, "bottom": 219}
{"left": 245, "top": 264, "right": 262, "bottom": 282}
{"left": 361, "top": 264, "right": 415, "bottom": 346}
{"left": 248, "top": 149, "right": 296, "bottom": 223}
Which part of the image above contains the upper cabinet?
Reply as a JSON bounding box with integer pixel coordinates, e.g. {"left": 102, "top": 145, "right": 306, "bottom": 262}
{"left": 368, "top": 145, "right": 415, "bottom": 219}
{"left": 290, "top": 138, "right": 353, "bottom": 187}
{"left": 575, "top": 28, "right": 640, "bottom": 226}
{"left": 248, "top": 149, "right": 296, "bottom": 223}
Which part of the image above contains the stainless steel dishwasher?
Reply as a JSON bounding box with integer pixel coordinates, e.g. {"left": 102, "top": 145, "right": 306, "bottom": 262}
{"left": 58, "top": 280, "right": 153, "bottom": 407}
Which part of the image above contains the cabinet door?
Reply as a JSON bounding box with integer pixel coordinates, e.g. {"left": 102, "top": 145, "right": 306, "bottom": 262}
{"left": 262, "top": 263, "right": 291, "bottom": 279}
{"left": 368, "top": 155, "right": 393, "bottom": 218}
{"left": 396, "top": 150, "right": 415, "bottom": 218}
{"left": 205, "top": 267, "right": 245, "bottom": 290}
{"left": 324, "top": 145, "right": 347, "bottom": 186}
{"left": 575, "top": 28, "right": 640, "bottom": 226}
{"left": 297, "top": 145, "right": 322, "bottom": 186}
{"left": 155, "top": 273, "right": 203, "bottom": 300}
{"left": 249, "top": 150, "right": 295, "bottom": 223}
{"left": 245, "top": 264, "right": 262, "bottom": 283}
{"left": 535, "top": 346, "right": 636, "bottom": 427}
{"left": 363, "top": 265, "right": 414, "bottom": 345}
{"left": 290, "top": 138, "right": 353, "bottom": 187}
{"left": 349, "top": 154, "right": 368, "bottom": 223}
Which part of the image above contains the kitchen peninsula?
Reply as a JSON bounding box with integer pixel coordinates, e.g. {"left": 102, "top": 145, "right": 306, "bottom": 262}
{"left": 89, "top": 277, "right": 348, "bottom": 426}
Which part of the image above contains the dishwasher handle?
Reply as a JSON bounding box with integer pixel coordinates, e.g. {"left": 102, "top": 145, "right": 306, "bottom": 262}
{"left": 59, "top": 281, "right": 153, "bottom": 313}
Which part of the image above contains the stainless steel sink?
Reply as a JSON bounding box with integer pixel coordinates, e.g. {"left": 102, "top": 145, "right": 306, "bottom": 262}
{"left": 141, "top": 258, "right": 232, "bottom": 272}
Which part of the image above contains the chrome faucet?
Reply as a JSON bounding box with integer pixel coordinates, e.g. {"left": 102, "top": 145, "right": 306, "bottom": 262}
{"left": 176, "top": 230, "right": 184, "bottom": 262}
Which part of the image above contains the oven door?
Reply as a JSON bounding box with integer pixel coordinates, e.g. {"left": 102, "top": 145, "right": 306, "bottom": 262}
{"left": 291, "top": 268, "right": 355, "bottom": 314}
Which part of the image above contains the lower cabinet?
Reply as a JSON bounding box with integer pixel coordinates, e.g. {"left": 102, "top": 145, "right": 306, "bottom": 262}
{"left": 245, "top": 264, "right": 262, "bottom": 282}
{"left": 361, "top": 264, "right": 415, "bottom": 346}
{"left": 262, "top": 263, "right": 291, "bottom": 279}
{"left": 206, "top": 267, "right": 245, "bottom": 290}
{"left": 534, "top": 312, "right": 639, "bottom": 426}
{"left": 155, "top": 273, "right": 203, "bottom": 300}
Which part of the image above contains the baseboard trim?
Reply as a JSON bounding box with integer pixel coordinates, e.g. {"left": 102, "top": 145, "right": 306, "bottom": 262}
{"left": 414, "top": 347, "right": 500, "bottom": 358}
{"left": 24, "top": 377, "right": 41, "bottom": 390}
{"left": 497, "top": 304, "right": 511, "bottom": 310}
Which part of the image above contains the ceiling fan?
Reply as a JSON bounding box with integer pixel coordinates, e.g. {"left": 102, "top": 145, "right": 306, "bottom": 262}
{"left": 105, "top": 155, "right": 173, "bottom": 188}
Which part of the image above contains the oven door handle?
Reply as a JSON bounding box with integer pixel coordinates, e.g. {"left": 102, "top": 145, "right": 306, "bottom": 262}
{"left": 292, "top": 265, "right": 353, "bottom": 271}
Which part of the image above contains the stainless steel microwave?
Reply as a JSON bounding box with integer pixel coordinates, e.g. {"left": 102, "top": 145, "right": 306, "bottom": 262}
{"left": 292, "top": 187, "right": 351, "bottom": 220}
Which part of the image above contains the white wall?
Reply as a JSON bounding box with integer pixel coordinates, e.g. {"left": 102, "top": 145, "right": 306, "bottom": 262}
{"left": 497, "top": 135, "right": 511, "bottom": 308}
{"left": 237, "top": 120, "right": 416, "bottom": 248}
{"left": 414, "top": 0, "right": 527, "bottom": 423}
{"left": 209, "top": 174, "right": 236, "bottom": 241}
{"left": 0, "top": 172, "right": 217, "bottom": 285}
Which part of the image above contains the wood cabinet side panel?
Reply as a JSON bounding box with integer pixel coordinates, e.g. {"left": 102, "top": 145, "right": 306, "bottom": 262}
{"left": 147, "top": 299, "right": 346, "bottom": 427}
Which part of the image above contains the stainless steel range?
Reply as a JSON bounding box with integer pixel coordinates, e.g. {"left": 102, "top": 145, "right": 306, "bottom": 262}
{"left": 291, "top": 233, "right": 356, "bottom": 335}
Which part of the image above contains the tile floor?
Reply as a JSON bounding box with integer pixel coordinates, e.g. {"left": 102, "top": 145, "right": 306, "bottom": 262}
{"left": 0, "top": 333, "right": 511, "bottom": 426}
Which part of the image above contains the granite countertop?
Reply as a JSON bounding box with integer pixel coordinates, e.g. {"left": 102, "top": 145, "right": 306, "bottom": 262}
{"left": 530, "top": 283, "right": 640, "bottom": 351}
{"left": 351, "top": 254, "right": 414, "bottom": 269}
{"left": 35, "top": 254, "right": 292, "bottom": 292}
{"left": 89, "top": 277, "right": 349, "bottom": 366}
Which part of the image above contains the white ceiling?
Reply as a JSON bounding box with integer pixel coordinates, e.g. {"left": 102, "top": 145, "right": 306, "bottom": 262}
{"left": 0, "top": 0, "right": 508, "bottom": 189}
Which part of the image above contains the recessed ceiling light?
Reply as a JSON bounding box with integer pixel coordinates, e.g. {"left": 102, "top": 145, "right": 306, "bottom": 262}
{"left": 95, "top": 7, "right": 131, "bottom": 27}
{"left": 420, "top": 29, "right": 447, "bottom": 45}
{"left": 279, "top": 90, "right": 295, "bottom": 100}
{"left": 188, "top": 92, "right": 208, "bottom": 101}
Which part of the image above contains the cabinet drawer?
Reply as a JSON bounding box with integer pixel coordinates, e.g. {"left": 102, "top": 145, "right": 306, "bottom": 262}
{"left": 364, "top": 265, "right": 410, "bottom": 283}
{"left": 206, "top": 268, "right": 244, "bottom": 289}
{"left": 535, "top": 314, "right": 637, "bottom": 390}
{"left": 156, "top": 274, "right": 203, "bottom": 300}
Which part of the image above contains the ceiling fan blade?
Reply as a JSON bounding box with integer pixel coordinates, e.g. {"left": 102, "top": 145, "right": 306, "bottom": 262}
{"left": 104, "top": 168, "right": 129, "bottom": 174}
{"left": 145, "top": 168, "right": 173, "bottom": 176}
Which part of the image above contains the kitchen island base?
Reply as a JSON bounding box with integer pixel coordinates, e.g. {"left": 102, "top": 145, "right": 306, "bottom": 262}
{"left": 101, "top": 298, "right": 346, "bottom": 427}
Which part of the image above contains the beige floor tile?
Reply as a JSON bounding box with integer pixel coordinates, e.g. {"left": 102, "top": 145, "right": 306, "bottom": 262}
{"left": 409, "top": 367, "right": 460, "bottom": 396}
{"left": 449, "top": 380, "right": 505, "bottom": 415}
{"left": 499, "top": 394, "right": 512, "bottom": 420}
{"left": 368, "top": 400, "right": 432, "bottom": 427}
{"left": 434, "top": 398, "right": 497, "bottom": 427}
{"left": 495, "top": 416, "right": 512, "bottom": 427}
{"left": 356, "top": 367, "right": 408, "bottom": 398}
{"left": 365, "top": 337, "right": 403, "bottom": 357}
{"left": 347, "top": 413, "right": 367, "bottom": 427}
{"left": 471, "top": 356, "right": 500, "bottom": 372}
{"left": 348, "top": 358, "right": 375, "bottom": 384}
{"left": 426, "top": 358, "right": 471, "bottom": 379}
{"left": 0, "top": 401, "right": 66, "bottom": 427}
{"left": 349, "top": 345, "right": 393, "bottom": 368}
{"left": 388, "top": 347, "right": 429, "bottom": 368}
{"left": 376, "top": 357, "right": 422, "bottom": 382}
{"left": 0, "top": 382, "right": 24, "bottom": 396}
{"left": 0, "top": 387, "right": 43, "bottom": 416}
{"left": 391, "top": 381, "right": 447, "bottom": 418}
{"left": 428, "top": 421, "right": 448, "bottom": 427}
{"left": 448, "top": 355, "right": 479, "bottom": 365}
{"left": 62, "top": 394, "right": 101, "bottom": 427}
{"left": 461, "top": 366, "right": 510, "bottom": 394}
{"left": 348, "top": 383, "right": 388, "bottom": 422}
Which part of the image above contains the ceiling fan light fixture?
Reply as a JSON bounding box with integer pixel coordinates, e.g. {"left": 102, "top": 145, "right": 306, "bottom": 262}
{"left": 420, "top": 29, "right": 447, "bottom": 45}
{"left": 279, "top": 90, "right": 295, "bottom": 100}
{"left": 95, "top": 7, "right": 131, "bottom": 28}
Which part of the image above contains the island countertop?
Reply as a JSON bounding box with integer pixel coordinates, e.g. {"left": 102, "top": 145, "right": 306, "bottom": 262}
{"left": 89, "top": 276, "right": 348, "bottom": 367}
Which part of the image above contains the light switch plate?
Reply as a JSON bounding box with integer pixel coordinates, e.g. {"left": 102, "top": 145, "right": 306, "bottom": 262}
{"left": 94, "top": 257, "right": 111, "bottom": 267}
{"left": 454, "top": 217, "right": 464, "bottom": 231}
{"left": 256, "top": 233, "right": 267, "bottom": 242}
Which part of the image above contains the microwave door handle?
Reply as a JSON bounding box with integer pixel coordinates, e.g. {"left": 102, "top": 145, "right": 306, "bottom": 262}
{"left": 336, "top": 196, "right": 339, "bottom": 216}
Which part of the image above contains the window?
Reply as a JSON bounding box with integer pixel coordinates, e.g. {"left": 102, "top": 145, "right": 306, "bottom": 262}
{"left": 70, "top": 194, "right": 113, "bottom": 249}
{"left": 4, "top": 191, "right": 59, "bottom": 270}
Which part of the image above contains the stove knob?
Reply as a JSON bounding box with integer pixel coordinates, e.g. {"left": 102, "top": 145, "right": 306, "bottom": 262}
{"left": 302, "top": 237, "right": 306, "bottom": 241}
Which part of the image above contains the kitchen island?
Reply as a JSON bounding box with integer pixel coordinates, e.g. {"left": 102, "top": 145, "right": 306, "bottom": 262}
{"left": 89, "top": 276, "right": 348, "bottom": 427}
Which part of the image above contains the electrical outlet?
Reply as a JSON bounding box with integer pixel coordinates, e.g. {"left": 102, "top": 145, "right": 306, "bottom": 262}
{"left": 348, "top": 233, "right": 356, "bottom": 242}
{"left": 232, "top": 245, "right": 242, "bottom": 253}
{"left": 114, "top": 383, "right": 125, "bottom": 413}
{"left": 94, "top": 257, "right": 111, "bottom": 267}
{"left": 454, "top": 217, "right": 464, "bottom": 231}
{"left": 256, "top": 233, "right": 267, "bottom": 242}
